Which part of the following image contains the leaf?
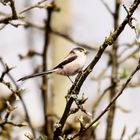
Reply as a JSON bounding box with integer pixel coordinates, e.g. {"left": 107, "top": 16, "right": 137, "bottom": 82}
{"left": 117, "top": 105, "right": 131, "bottom": 113}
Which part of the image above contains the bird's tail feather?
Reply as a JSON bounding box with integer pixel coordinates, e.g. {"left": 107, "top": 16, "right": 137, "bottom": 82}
{"left": 18, "top": 69, "right": 56, "bottom": 81}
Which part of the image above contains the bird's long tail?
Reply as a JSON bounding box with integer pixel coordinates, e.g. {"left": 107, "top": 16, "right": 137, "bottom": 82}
{"left": 18, "top": 69, "right": 56, "bottom": 81}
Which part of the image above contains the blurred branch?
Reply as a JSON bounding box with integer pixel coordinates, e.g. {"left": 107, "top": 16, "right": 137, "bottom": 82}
{"left": 129, "top": 127, "right": 140, "bottom": 139}
{"left": 22, "top": 17, "right": 44, "bottom": 29}
{"left": 100, "top": 0, "right": 114, "bottom": 16}
{"left": 92, "top": 85, "right": 113, "bottom": 111}
{"left": 91, "top": 66, "right": 109, "bottom": 81}
{"left": 0, "top": 57, "right": 36, "bottom": 138}
{"left": 119, "top": 46, "right": 140, "bottom": 64}
{"left": 120, "top": 126, "right": 126, "bottom": 140}
{"left": 51, "top": 29, "right": 106, "bottom": 53}
{"left": 118, "top": 41, "right": 137, "bottom": 58}
{"left": 53, "top": 1, "right": 140, "bottom": 139}
{"left": 40, "top": 3, "right": 54, "bottom": 137}
{"left": 11, "top": 16, "right": 110, "bottom": 54}
{"left": 18, "top": 49, "right": 42, "bottom": 60}
{"left": 20, "top": 17, "right": 109, "bottom": 54}
{"left": 0, "top": 0, "right": 107, "bottom": 54}
{"left": 105, "top": 0, "right": 120, "bottom": 139}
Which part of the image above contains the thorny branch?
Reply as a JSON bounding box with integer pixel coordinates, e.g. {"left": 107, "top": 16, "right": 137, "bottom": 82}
{"left": 53, "top": 0, "right": 140, "bottom": 139}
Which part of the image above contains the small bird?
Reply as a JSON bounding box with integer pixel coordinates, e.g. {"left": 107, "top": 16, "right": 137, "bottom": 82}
{"left": 18, "top": 47, "right": 88, "bottom": 81}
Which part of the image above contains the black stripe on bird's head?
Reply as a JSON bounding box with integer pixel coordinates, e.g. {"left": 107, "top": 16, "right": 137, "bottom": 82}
{"left": 70, "top": 47, "right": 88, "bottom": 55}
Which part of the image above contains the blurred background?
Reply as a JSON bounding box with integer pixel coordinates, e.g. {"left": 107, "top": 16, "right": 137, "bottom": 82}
{"left": 0, "top": 0, "right": 140, "bottom": 139}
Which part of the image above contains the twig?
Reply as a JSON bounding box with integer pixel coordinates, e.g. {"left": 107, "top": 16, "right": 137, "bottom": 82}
{"left": 129, "top": 127, "right": 140, "bottom": 139}
{"left": 92, "top": 85, "right": 113, "bottom": 110}
{"left": 19, "top": 0, "right": 49, "bottom": 14}
{"left": 120, "top": 126, "right": 126, "bottom": 140}
{"left": 0, "top": 62, "right": 13, "bottom": 82}
{"left": 119, "top": 46, "right": 140, "bottom": 64}
{"left": 118, "top": 41, "right": 136, "bottom": 58}
{"left": 91, "top": 66, "right": 109, "bottom": 81}
{"left": 123, "top": 4, "right": 137, "bottom": 32}
{"left": 22, "top": 17, "right": 44, "bottom": 29}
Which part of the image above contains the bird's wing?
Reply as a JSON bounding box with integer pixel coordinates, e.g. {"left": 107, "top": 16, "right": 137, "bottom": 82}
{"left": 54, "top": 54, "right": 77, "bottom": 69}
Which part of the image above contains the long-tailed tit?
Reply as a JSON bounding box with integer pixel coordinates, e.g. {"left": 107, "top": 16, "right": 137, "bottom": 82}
{"left": 18, "top": 47, "right": 88, "bottom": 81}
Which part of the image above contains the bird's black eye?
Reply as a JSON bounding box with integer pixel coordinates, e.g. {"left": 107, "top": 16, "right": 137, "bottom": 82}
{"left": 78, "top": 49, "right": 84, "bottom": 52}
